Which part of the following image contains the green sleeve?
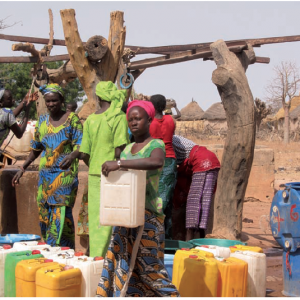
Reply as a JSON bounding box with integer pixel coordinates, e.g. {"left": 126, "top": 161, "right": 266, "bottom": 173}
{"left": 80, "top": 118, "right": 91, "bottom": 155}
{"left": 112, "top": 113, "right": 129, "bottom": 149}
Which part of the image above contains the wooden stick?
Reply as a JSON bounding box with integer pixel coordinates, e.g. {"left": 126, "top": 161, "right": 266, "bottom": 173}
{"left": 11, "top": 43, "right": 40, "bottom": 57}
{"left": 47, "top": 9, "right": 54, "bottom": 54}
{"left": 0, "top": 54, "right": 70, "bottom": 63}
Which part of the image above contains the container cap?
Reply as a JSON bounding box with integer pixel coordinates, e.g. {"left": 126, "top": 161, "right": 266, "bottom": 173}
{"left": 44, "top": 259, "right": 53, "bottom": 263}
{"left": 61, "top": 247, "right": 70, "bottom": 250}
{"left": 63, "top": 265, "right": 74, "bottom": 270}
{"left": 181, "top": 248, "right": 190, "bottom": 251}
{"left": 75, "top": 251, "right": 84, "bottom": 256}
{"left": 201, "top": 245, "right": 209, "bottom": 248}
{"left": 94, "top": 256, "right": 104, "bottom": 261}
{"left": 38, "top": 242, "right": 46, "bottom": 245}
{"left": 2, "top": 244, "right": 11, "bottom": 249}
{"left": 189, "top": 255, "right": 198, "bottom": 259}
{"left": 230, "top": 246, "right": 237, "bottom": 248}
{"left": 32, "top": 250, "right": 41, "bottom": 255}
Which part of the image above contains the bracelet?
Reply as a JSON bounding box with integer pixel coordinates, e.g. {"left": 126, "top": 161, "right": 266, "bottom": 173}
{"left": 117, "top": 160, "right": 121, "bottom": 169}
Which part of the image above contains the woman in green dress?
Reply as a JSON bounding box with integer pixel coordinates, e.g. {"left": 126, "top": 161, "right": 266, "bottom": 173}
{"left": 12, "top": 84, "right": 83, "bottom": 248}
{"left": 80, "top": 81, "right": 129, "bottom": 257}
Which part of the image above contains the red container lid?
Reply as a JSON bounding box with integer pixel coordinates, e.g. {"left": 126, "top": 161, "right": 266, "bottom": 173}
{"left": 229, "top": 246, "right": 237, "bottom": 248}
{"left": 2, "top": 245, "right": 11, "bottom": 250}
{"left": 75, "top": 251, "right": 84, "bottom": 257}
{"left": 44, "top": 259, "right": 53, "bottom": 263}
{"left": 94, "top": 256, "right": 104, "bottom": 261}
{"left": 201, "top": 245, "right": 209, "bottom": 248}
{"left": 63, "top": 265, "right": 74, "bottom": 270}
{"left": 189, "top": 255, "right": 198, "bottom": 259}
{"left": 32, "top": 250, "right": 41, "bottom": 255}
{"left": 61, "top": 247, "right": 70, "bottom": 250}
{"left": 38, "top": 242, "right": 46, "bottom": 245}
{"left": 181, "top": 248, "right": 190, "bottom": 251}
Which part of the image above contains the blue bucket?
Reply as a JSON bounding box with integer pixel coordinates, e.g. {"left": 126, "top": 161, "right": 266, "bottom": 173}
{"left": 164, "top": 254, "right": 175, "bottom": 281}
{"left": 0, "top": 234, "right": 41, "bottom": 246}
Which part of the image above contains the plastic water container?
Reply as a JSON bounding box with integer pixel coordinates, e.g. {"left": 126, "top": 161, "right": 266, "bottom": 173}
{"left": 173, "top": 249, "right": 215, "bottom": 292}
{"left": 71, "top": 256, "right": 104, "bottom": 297}
{"left": 0, "top": 245, "right": 17, "bottom": 297}
{"left": 10, "top": 130, "right": 33, "bottom": 152}
{"left": 164, "top": 254, "right": 175, "bottom": 281}
{"left": 230, "top": 245, "right": 263, "bottom": 253}
{"left": 47, "top": 250, "right": 77, "bottom": 264}
{"left": 0, "top": 234, "right": 41, "bottom": 246}
{"left": 100, "top": 170, "right": 146, "bottom": 227}
{"left": 40, "top": 246, "right": 75, "bottom": 259}
{"left": 190, "top": 238, "right": 246, "bottom": 247}
{"left": 15, "top": 258, "right": 58, "bottom": 297}
{"left": 13, "top": 241, "right": 51, "bottom": 251}
{"left": 4, "top": 250, "right": 43, "bottom": 297}
{"left": 215, "top": 256, "right": 248, "bottom": 297}
{"left": 195, "top": 245, "right": 231, "bottom": 258}
{"left": 36, "top": 264, "right": 82, "bottom": 297}
{"left": 231, "top": 250, "right": 266, "bottom": 297}
{"left": 174, "top": 254, "right": 218, "bottom": 297}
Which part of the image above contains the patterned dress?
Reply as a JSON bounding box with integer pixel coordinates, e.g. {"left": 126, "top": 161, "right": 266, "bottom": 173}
{"left": 97, "top": 139, "right": 179, "bottom": 297}
{"left": 30, "top": 112, "right": 83, "bottom": 248}
{"left": 0, "top": 108, "right": 16, "bottom": 147}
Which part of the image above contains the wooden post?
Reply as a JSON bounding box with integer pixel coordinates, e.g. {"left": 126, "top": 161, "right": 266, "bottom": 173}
{"left": 60, "top": 9, "right": 126, "bottom": 120}
{"left": 209, "top": 40, "right": 256, "bottom": 240}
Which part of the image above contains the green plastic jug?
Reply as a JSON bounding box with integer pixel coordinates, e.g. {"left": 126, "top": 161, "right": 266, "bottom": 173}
{"left": 4, "top": 250, "right": 43, "bottom": 297}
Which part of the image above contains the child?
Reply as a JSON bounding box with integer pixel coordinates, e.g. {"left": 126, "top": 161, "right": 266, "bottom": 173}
{"left": 97, "top": 100, "right": 179, "bottom": 297}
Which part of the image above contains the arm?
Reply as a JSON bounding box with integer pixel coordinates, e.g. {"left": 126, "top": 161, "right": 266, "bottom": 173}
{"left": 9, "top": 102, "right": 33, "bottom": 139}
{"left": 172, "top": 102, "right": 181, "bottom": 120}
{"left": 102, "top": 148, "right": 165, "bottom": 177}
{"left": 115, "top": 144, "right": 126, "bottom": 160}
{"left": 11, "top": 149, "right": 41, "bottom": 186}
{"left": 13, "top": 91, "right": 39, "bottom": 118}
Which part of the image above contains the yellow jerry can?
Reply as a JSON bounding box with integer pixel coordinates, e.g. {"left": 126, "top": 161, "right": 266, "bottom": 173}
{"left": 15, "top": 258, "right": 58, "bottom": 297}
{"left": 173, "top": 253, "right": 218, "bottom": 297}
{"left": 230, "top": 245, "right": 263, "bottom": 253}
{"left": 36, "top": 264, "right": 82, "bottom": 297}
{"left": 214, "top": 257, "right": 248, "bottom": 297}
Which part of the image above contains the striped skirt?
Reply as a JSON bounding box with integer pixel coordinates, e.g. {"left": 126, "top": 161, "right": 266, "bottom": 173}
{"left": 96, "top": 210, "right": 179, "bottom": 297}
{"left": 186, "top": 169, "right": 219, "bottom": 229}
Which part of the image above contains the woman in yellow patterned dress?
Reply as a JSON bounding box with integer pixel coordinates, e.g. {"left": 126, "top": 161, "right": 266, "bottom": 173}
{"left": 12, "top": 84, "right": 83, "bottom": 248}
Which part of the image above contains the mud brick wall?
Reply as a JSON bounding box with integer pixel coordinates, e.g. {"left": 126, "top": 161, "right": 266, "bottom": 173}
{"left": 208, "top": 145, "right": 275, "bottom": 202}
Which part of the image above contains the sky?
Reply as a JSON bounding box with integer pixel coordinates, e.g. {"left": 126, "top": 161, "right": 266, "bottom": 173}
{"left": 1, "top": 1, "right": 300, "bottom": 111}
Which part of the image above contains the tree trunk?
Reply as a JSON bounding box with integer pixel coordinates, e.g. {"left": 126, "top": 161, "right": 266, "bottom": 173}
{"left": 208, "top": 40, "right": 256, "bottom": 240}
{"left": 256, "top": 116, "right": 262, "bottom": 132}
{"left": 283, "top": 104, "right": 290, "bottom": 144}
{"left": 60, "top": 9, "right": 126, "bottom": 120}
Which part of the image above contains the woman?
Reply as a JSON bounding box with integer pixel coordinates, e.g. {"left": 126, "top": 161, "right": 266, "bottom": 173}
{"left": 0, "top": 88, "right": 38, "bottom": 148}
{"left": 12, "top": 83, "right": 83, "bottom": 249}
{"left": 79, "top": 81, "right": 129, "bottom": 257}
{"left": 97, "top": 100, "right": 179, "bottom": 297}
{"left": 149, "top": 94, "right": 177, "bottom": 239}
{"left": 172, "top": 135, "right": 220, "bottom": 241}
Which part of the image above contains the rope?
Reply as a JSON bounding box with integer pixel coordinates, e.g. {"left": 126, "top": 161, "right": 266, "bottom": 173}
{"left": 122, "top": 48, "right": 136, "bottom": 67}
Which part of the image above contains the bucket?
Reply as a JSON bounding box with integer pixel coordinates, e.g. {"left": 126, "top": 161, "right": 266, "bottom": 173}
{"left": 190, "top": 238, "right": 246, "bottom": 247}
{"left": 165, "top": 240, "right": 193, "bottom": 254}
{"left": 0, "top": 234, "right": 41, "bottom": 246}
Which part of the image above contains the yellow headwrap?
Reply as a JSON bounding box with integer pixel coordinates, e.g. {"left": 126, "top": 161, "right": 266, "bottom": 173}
{"left": 95, "top": 81, "right": 127, "bottom": 127}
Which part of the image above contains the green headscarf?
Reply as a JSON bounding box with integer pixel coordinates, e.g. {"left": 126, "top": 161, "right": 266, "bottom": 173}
{"left": 95, "top": 81, "right": 127, "bottom": 127}
{"left": 40, "top": 83, "right": 65, "bottom": 98}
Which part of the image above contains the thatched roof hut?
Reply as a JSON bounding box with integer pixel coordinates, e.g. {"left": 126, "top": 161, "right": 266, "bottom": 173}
{"left": 180, "top": 100, "right": 204, "bottom": 121}
{"left": 275, "top": 94, "right": 300, "bottom": 120}
{"left": 201, "top": 102, "right": 226, "bottom": 120}
{"left": 290, "top": 104, "right": 300, "bottom": 120}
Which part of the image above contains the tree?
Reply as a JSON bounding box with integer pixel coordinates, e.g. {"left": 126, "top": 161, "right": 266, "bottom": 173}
{"left": 0, "top": 62, "right": 84, "bottom": 119}
{"left": 0, "top": 16, "right": 21, "bottom": 31}
{"left": 254, "top": 98, "right": 272, "bottom": 132}
{"left": 265, "top": 61, "right": 300, "bottom": 144}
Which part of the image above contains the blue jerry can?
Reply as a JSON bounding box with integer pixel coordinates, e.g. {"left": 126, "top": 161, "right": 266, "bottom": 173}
{"left": 270, "top": 182, "right": 300, "bottom": 296}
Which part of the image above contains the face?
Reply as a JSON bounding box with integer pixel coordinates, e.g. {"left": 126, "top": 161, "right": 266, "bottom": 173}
{"left": 127, "top": 106, "right": 151, "bottom": 137}
{"left": 45, "top": 93, "right": 63, "bottom": 114}
{"left": 0, "top": 90, "right": 15, "bottom": 108}
{"left": 66, "top": 104, "right": 76, "bottom": 113}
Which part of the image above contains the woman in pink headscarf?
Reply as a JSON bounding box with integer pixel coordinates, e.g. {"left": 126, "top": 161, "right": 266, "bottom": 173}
{"left": 97, "top": 100, "right": 179, "bottom": 297}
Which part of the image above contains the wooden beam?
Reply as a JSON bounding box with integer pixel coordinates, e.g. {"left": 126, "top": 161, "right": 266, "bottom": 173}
{"left": 0, "top": 54, "right": 70, "bottom": 63}
{"left": 1, "top": 33, "right": 300, "bottom": 55}
{"left": 204, "top": 56, "right": 270, "bottom": 64}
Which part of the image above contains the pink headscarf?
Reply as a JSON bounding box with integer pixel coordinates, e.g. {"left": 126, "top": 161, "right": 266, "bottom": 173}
{"left": 126, "top": 100, "right": 155, "bottom": 120}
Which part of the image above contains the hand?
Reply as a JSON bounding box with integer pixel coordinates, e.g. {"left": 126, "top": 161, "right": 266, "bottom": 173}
{"left": 29, "top": 91, "right": 39, "bottom": 102}
{"left": 12, "top": 170, "right": 24, "bottom": 187}
{"left": 102, "top": 161, "right": 119, "bottom": 177}
{"left": 59, "top": 154, "right": 75, "bottom": 170}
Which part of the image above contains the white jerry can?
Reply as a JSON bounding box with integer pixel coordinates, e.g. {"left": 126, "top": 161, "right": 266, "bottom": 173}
{"left": 100, "top": 170, "right": 146, "bottom": 228}
{"left": 13, "top": 241, "right": 51, "bottom": 251}
{"left": 231, "top": 250, "right": 267, "bottom": 297}
{"left": 195, "top": 245, "right": 231, "bottom": 258}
